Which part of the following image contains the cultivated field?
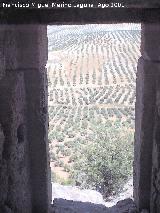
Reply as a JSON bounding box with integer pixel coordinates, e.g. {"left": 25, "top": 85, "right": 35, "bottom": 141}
{"left": 47, "top": 24, "right": 141, "bottom": 184}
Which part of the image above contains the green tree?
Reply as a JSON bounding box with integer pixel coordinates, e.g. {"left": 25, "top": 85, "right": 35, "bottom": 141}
{"left": 71, "top": 120, "right": 134, "bottom": 199}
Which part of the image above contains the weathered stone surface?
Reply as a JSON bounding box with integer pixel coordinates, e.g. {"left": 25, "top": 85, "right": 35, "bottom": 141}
{"left": 140, "top": 210, "right": 149, "bottom": 213}
{"left": 0, "top": 25, "right": 47, "bottom": 70}
{"left": 0, "top": 205, "right": 13, "bottom": 213}
{"left": 0, "top": 25, "right": 50, "bottom": 213}
{"left": 52, "top": 199, "right": 108, "bottom": 213}
{"left": 0, "top": 36, "right": 5, "bottom": 80}
{"left": 0, "top": 124, "right": 4, "bottom": 159}
{"left": 51, "top": 198, "right": 137, "bottom": 213}
{"left": 0, "top": 26, "right": 18, "bottom": 71}
{"left": 114, "top": 199, "right": 137, "bottom": 213}
{"left": 0, "top": 0, "right": 160, "bottom": 25}
{"left": 24, "top": 68, "right": 51, "bottom": 213}
{"left": 0, "top": 72, "right": 32, "bottom": 213}
{"left": 150, "top": 69, "right": 160, "bottom": 213}
{"left": 0, "top": 159, "right": 7, "bottom": 205}
{"left": 141, "top": 24, "right": 160, "bottom": 61}
{"left": 134, "top": 23, "right": 160, "bottom": 213}
{"left": 0, "top": 125, "right": 7, "bottom": 205}
{"left": 134, "top": 57, "right": 157, "bottom": 211}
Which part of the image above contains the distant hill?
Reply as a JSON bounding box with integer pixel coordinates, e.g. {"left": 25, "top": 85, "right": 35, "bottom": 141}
{"left": 47, "top": 24, "right": 141, "bottom": 184}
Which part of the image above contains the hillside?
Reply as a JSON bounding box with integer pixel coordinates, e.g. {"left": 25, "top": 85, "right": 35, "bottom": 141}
{"left": 47, "top": 24, "right": 141, "bottom": 188}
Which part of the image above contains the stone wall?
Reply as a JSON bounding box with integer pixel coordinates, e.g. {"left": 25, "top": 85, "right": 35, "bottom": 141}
{"left": 150, "top": 24, "right": 160, "bottom": 213}
{"left": 134, "top": 23, "right": 160, "bottom": 213}
{"left": 0, "top": 25, "right": 51, "bottom": 213}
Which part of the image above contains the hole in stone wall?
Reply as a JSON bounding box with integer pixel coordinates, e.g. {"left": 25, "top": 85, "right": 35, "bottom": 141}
{"left": 17, "top": 124, "right": 24, "bottom": 144}
{"left": 47, "top": 23, "right": 141, "bottom": 207}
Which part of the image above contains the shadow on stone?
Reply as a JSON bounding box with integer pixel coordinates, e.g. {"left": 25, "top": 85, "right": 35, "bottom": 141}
{"left": 51, "top": 198, "right": 137, "bottom": 213}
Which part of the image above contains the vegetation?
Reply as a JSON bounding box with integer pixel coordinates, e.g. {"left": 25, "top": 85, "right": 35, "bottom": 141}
{"left": 51, "top": 171, "right": 75, "bottom": 185}
{"left": 47, "top": 24, "right": 140, "bottom": 198}
{"left": 71, "top": 120, "right": 133, "bottom": 198}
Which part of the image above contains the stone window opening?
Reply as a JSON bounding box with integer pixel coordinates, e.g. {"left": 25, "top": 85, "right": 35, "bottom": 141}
{"left": 0, "top": 21, "right": 159, "bottom": 213}
{"left": 47, "top": 23, "right": 141, "bottom": 212}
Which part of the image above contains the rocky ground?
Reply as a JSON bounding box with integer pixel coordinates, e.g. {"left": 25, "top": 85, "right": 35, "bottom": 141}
{"left": 51, "top": 198, "right": 137, "bottom": 213}
{"left": 52, "top": 178, "right": 133, "bottom": 207}
{"left": 51, "top": 178, "right": 139, "bottom": 212}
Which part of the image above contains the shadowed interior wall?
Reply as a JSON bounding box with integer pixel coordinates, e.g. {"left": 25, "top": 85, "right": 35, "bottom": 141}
{"left": 0, "top": 25, "right": 51, "bottom": 213}
{"left": 134, "top": 23, "right": 160, "bottom": 212}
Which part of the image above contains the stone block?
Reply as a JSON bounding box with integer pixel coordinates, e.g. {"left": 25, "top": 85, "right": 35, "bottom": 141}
{"left": 134, "top": 57, "right": 159, "bottom": 211}
{"left": 24, "top": 68, "right": 51, "bottom": 213}
{"left": 150, "top": 70, "right": 160, "bottom": 213}
{"left": 141, "top": 23, "right": 160, "bottom": 61}
{"left": 0, "top": 72, "right": 32, "bottom": 213}
{"left": 0, "top": 25, "right": 47, "bottom": 71}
